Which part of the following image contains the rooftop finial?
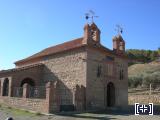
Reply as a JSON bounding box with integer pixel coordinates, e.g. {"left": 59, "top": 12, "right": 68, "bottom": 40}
{"left": 115, "top": 24, "right": 123, "bottom": 35}
{"left": 85, "top": 10, "right": 98, "bottom": 23}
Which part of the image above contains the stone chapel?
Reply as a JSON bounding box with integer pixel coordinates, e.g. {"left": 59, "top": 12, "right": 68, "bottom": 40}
{"left": 0, "top": 22, "right": 128, "bottom": 113}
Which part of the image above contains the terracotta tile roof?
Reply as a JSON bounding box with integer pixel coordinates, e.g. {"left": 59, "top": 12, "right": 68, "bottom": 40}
{"left": 0, "top": 63, "right": 44, "bottom": 74}
{"left": 14, "top": 37, "right": 127, "bottom": 65}
{"left": 15, "top": 38, "right": 84, "bottom": 64}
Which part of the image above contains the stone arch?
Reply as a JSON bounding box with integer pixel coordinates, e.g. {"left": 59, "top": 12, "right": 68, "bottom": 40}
{"left": 20, "top": 77, "right": 35, "bottom": 87}
{"left": 3, "top": 78, "right": 9, "bottom": 96}
{"left": 107, "top": 82, "right": 115, "bottom": 107}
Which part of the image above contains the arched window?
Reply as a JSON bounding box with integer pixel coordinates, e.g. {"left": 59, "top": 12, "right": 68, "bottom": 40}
{"left": 20, "top": 78, "right": 35, "bottom": 98}
{"left": 3, "top": 78, "right": 9, "bottom": 96}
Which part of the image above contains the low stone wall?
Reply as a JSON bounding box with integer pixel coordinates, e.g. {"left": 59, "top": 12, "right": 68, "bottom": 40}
{"left": 0, "top": 96, "right": 49, "bottom": 113}
{"left": 129, "top": 95, "right": 160, "bottom": 105}
{"left": 0, "top": 82, "right": 61, "bottom": 113}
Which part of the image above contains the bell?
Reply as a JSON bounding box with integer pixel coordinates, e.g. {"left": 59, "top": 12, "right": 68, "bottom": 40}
{"left": 85, "top": 15, "right": 89, "bottom": 20}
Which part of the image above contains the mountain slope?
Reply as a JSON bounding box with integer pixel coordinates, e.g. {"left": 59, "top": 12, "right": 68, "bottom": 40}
{"left": 128, "top": 60, "right": 160, "bottom": 87}
{"left": 128, "top": 62, "right": 160, "bottom": 76}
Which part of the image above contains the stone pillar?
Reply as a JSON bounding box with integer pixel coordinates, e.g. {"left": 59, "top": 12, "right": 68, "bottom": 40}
{"left": 81, "top": 85, "right": 86, "bottom": 110}
{"left": 23, "top": 83, "right": 30, "bottom": 98}
{"left": 46, "top": 81, "right": 55, "bottom": 113}
{"left": 54, "top": 81, "right": 60, "bottom": 112}
{"left": 0, "top": 80, "right": 3, "bottom": 96}
{"left": 8, "top": 86, "right": 13, "bottom": 97}
{"left": 72, "top": 87, "right": 76, "bottom": 107}
{"left": 0, "top": 79, "right": 3, "bottom": 96}
{"left": 0, "top": 79, "right": 2, "bottom": 96}
{"left": 8, "top": 79, "right": 12, "bottom": 97}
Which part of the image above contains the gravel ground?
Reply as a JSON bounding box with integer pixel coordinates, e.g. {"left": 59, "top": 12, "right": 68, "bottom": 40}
{"left": 0, "top": 106, "right": 160, "bottom": 120}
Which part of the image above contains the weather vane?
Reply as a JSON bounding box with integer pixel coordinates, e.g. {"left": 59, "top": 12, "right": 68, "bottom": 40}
{"left": 115, "top": 24, "right": 123, "bottom": 35}
{"left": 85, "top": 10, "right": 98, "bottom": 23}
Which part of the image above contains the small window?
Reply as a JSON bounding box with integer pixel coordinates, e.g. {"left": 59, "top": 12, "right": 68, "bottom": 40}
{"left": 97, "top": 65, "right": 102, "bottom": 78}
{"left": 119, "top": 69, "right": 124, "bottom": 80}
{"left": 122, "top": 69, "right": 124, "bottom": 80}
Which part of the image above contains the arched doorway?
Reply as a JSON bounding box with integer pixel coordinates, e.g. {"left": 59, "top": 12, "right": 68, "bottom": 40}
{"left": 20, "top": 78, "right": 35, "bottom": 98}
{"left": 107, "top": 82, "right": 115, "bottom": 107}
{"left": 3, "top": 78, "right": 9, "bottom": 96}
{"left": 20, "top": 78, "right": 35, "bottom": 87}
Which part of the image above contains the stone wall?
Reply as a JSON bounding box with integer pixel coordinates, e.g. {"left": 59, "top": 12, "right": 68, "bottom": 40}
{"left": 0, "top": 65, "right": 44, "bottom": 97}
{"left": 12, "top": 65, "right": 44, "bottom": 87}
{"left": 0, "top": 47, "right": 87, "bottom": 111}
{"left": 129, "top": 95, "right": 160, "bottom": 105}
{"left": 42, "top": 47, "right": 87, "bottom": 110}
{"left": 42, "top": 47, "right": 87, "bottom": 87}
{"left": 0, "top": 96, "right": 48, "bottom": 113}
{"left": 0, "top": 65, "right": 44, "bottom": 88}
{"left": 86, "top": 48, "right": 106, "bottom": 109}
{"left": 0, "top": 81, "right": 57, "bottom": 114}
{"left": 114, "top": 57, "right": 128, "bottom": 107}
{"left": 0, "top": 45, "right": 128, "bottom": 112}
{"left": 86, "top": 47, "right": 128, "bottom": 109}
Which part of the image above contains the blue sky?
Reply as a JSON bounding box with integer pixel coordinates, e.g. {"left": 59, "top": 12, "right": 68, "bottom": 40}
{"left": 0, "top": 0, "right": 160, "bottom": 69}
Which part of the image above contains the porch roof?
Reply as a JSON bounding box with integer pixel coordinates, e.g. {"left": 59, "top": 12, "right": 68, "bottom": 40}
{"left": 0, "top": 63, "right": 44, "bottom": 74}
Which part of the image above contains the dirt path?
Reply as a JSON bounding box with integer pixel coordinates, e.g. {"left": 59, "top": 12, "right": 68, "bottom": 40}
{"left": 0, "top": 106, "right": 160, "bottom": 120}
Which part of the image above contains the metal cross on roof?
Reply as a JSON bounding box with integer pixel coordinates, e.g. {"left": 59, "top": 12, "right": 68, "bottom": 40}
{"left": 85, "top": 10, "right": 98, "bottom": 23}
{"left": 115, "top": 24, "right": 123, "bottom": 35}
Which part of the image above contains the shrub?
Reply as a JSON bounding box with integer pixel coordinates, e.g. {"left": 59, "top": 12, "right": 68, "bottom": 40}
{"left": 128, "top": 75, "right": 142, "bottom": 88}
{"left": 129, "top": 70, "right": 160, "bottom": 88}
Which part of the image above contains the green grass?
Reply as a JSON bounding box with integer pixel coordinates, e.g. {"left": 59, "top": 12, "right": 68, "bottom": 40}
{"left": 10, "top": 108, "right": 34, "bottom": 116}
{"left": 0, "top": 104, "right": 43, "bottom": 117}
{"left": 35, "top": 112, "right": 43, "bottom": 116}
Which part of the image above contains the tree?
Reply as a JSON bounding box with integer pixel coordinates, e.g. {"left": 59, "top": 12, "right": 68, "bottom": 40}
{"left": 158, "top": 47, "right": 160, "bottom": 56}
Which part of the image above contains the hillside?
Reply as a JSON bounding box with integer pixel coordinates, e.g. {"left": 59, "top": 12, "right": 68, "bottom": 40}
{"left": 126, "top": 49, "right": 160, "bottom": 64}
{"left": 128, "top": 60, "right": 160, "bottom": 88}
{"left": 128, "top": 62, "right": 160, "bottom": 76}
